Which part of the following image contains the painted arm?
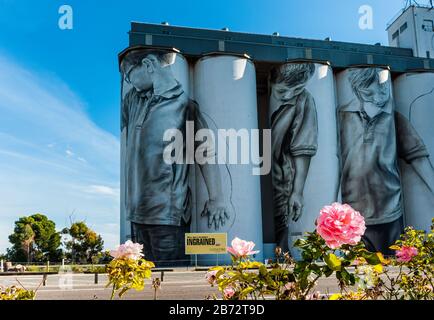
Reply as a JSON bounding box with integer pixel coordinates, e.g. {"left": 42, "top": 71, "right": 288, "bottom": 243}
{"left": 288, "top": 156, "right": 311, "bottom": 222}
{"left": 192, "top": 100, "right": 231, "bottom": 230}
{"left": 199, "top": 163, "right": 230, "bottom": 230}
{"left": 410, "top": 157, "right": 434, "bottom": 195}
{"left": 200, "top": 164, "right": 230, "bottom": 230}
{"left": 394, "top": 111, "right": 433, "bottom": 194}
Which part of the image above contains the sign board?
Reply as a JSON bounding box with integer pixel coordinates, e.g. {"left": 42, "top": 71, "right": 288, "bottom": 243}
{"left": 185, "top": 233, "right": 227, "bottom": 255}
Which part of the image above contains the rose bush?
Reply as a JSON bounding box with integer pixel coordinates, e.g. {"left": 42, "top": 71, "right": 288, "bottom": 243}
{"left": 0, "top": 285, "right": 36, "bottom": 300}
{"left": 387, "top": 221, "right": 434, "bottom": 300}
{"left": 206, "top": 204, "right": 434, "bottom": 300}
{"left": 106, "top": 241, "right": 154, "bottom": 299}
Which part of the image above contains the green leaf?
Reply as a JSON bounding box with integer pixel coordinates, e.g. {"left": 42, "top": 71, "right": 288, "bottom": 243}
{"left": 239, "top": 287, "right": 255, "bottom": 298}
{"left": 259, "top": 265, "right": 268, "bottom": 277}
{"left": 301, "top": 250, "right": 313, "bottom": 261}
{"left": 323, "top": 266, "right": 334, "bottom": 277}
{"left": 246, "top": 261, "right": 264, "bottom": 269}
{"left": 294, "top": 261, "right": 308, "bottom": 274}
{"left": 361, "top": 252, "right": 382, "bottom": 265}
{"left": 324, "top": 253, "right": 342, "bottom": 271}
{"left": 310, "top": 263, "right": 322, "bottom": 276}
{"left": 339, "top": 268, "right": 355, "bottom": 285}
{"left": 297, "top": 270, "right": 312, "bottom": 291}
{"left": 329, "top": 293, "right": 342, "bottom": 300}
{"left": 286, "top": 273, "right": 296, "bottom": 283}
{"left": 294, "top": 239, "right": 307, "bottom": 248}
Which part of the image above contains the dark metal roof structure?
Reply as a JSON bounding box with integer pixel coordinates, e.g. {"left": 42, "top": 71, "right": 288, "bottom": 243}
{"left": 121, "top": 22, "right": 434, "bottom": 74}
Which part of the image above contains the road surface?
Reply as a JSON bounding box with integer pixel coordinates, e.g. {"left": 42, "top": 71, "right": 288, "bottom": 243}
{"left": 0, "top": 268, "right": 398, "bottom": 300}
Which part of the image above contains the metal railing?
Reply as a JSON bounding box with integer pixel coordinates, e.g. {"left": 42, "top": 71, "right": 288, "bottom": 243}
{"left": 387, "top": 2, "right": 434, "bottom": 29}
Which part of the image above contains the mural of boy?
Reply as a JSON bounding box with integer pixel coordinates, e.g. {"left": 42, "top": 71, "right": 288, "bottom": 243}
{"left": 120, "top": 49, "right": 230, "bottom": 266}
{"left": 269, "top": 63, "right": 318, "bottom": 253}
{"left": 338, "top": 67, "right": 434, "bottom": 255}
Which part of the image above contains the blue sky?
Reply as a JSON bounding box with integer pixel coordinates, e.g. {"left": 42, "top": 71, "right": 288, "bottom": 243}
{"left": 0, "top": 0, "right": 414, "bottom": 253}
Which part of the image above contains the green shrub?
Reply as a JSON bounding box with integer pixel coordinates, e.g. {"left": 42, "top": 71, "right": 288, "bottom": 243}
{"left": 0, "top": 286, "right": 36, "bottom": 300}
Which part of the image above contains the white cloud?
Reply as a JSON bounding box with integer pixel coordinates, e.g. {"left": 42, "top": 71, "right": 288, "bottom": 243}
{"left": 0, "top": 53, "right": 120, "bottom": 254}
{"left": 83, "top": 185, "right": 120, "bottom": 198}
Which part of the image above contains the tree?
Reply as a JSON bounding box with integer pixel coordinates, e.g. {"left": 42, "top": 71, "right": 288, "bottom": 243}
{"left": 21, "top": 223, "right": 35, "bottom": 263}
{"left": 63, "top": 221, "right": 104, "bottom": 264}
{"left": 7, "top": 214, "right": 62, "bottom": 263}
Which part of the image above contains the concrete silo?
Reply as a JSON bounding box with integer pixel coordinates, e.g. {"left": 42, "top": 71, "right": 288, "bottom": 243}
{"left": 193, "top": 54, "right": 264, "bottom": 265}
{"left": 268, "top": 62, "right": 339, "bottom": 259}
{"left": 393, "top": 72, "right": 434, "bottom": 232}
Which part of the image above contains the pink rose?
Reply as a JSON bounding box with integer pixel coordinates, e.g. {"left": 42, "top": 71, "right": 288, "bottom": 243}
{"left": 396, "top": 246, "right": 418, "bottom": 262}
{"left": 223, "top": 286, "right": 236, "bottom": 299}
{"left": 316, "top": 203, "right": 366, "bottom": 249}
{"left": 227, "top": 237, "right": 259, "bottom": 258}
{"left": 306, "top": 291, "right": 322, "bottom": 300}
{"left": 110, "top": 240, "right": 144, "bottom": 260}
{"left": 284, "top": 282, "right": 295, "bottom": 291}
{"left": 205, "top": 270, "right": 218, "bottom": 285}
{"left": 352, "top": 258, "right": 365, "bottom": 266}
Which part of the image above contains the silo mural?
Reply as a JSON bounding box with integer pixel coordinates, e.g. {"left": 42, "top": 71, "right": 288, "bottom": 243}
{"left": 120, "top": 49, "right": 200, "bottom": 266}
{"left": 393, "top": 72, "right": 434, "bottom": 233}
{"left": 269, "top": 62, "right": 339, "bottom": 259}
{"left": 120, "top": 50, "right": 191, "bottom": 245}
{"left": 193, "top": 55, "right": 264, "bottom": 265}
{"left": 336, "top": 67, "right": 432, "bottom": 255}
{"left": 117, "top": 18, "right": 434, "bottom": 267}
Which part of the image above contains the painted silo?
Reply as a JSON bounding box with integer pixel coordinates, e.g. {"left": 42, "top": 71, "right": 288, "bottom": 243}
{"left": 120, "top": 49, "right": 192, "bottom": 266}
{"left": 393, "top": 72, "right": 434, "bottom": 233}
{"left": 268, "top": 62, "right": 339, "bottom": 260}
{"left": 336, "top": 67, "right": 413, "bottom": 254}
{"left": 193, "top": 55, "right": 263, "bottom": 265}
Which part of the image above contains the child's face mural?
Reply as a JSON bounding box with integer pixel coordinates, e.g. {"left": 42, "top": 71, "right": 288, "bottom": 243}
{"left": 125, "top": 60, "right": 153, "bottom": 92}
{"left": 358, "top": 80, "right": 390, "bottom": 108}
{"left": 271, "top": 82, "right": 305, "bottom": 105}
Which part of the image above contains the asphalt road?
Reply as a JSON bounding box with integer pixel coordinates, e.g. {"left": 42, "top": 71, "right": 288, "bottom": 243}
{"left": 0, "top": 271, "right": 343, "bottom": 300}
{"left": 0, "top": 268, "right": 398, "bottom": 300}
{"left": 0, "top": 271, "right": 219, "bottom": 300}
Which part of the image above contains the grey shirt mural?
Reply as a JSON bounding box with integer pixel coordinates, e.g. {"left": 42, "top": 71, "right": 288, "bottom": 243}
{"left": 269, "top": 63, "right": 318, "bottom": 252}
{"left": 338, "top": 67, "right": 432, "bottom": 228}
{"left": 338, "top": 100, "right": 429, "bottom": 225}
{"left": 122, "top": 81, "right": 193, "bottom": 226}
{"left": 271, "top": 89, "right": 318, "bottom": 219}
{"left": 122, "top": 80, "right": 220, "bottom": 227}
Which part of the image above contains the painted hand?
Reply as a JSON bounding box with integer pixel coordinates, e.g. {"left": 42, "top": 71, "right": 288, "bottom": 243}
{"left": 288, "top": 193, "right": 303, "bottom": 222}
{"left": 201, "top": 199, "right": 231, "bottom": 230}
